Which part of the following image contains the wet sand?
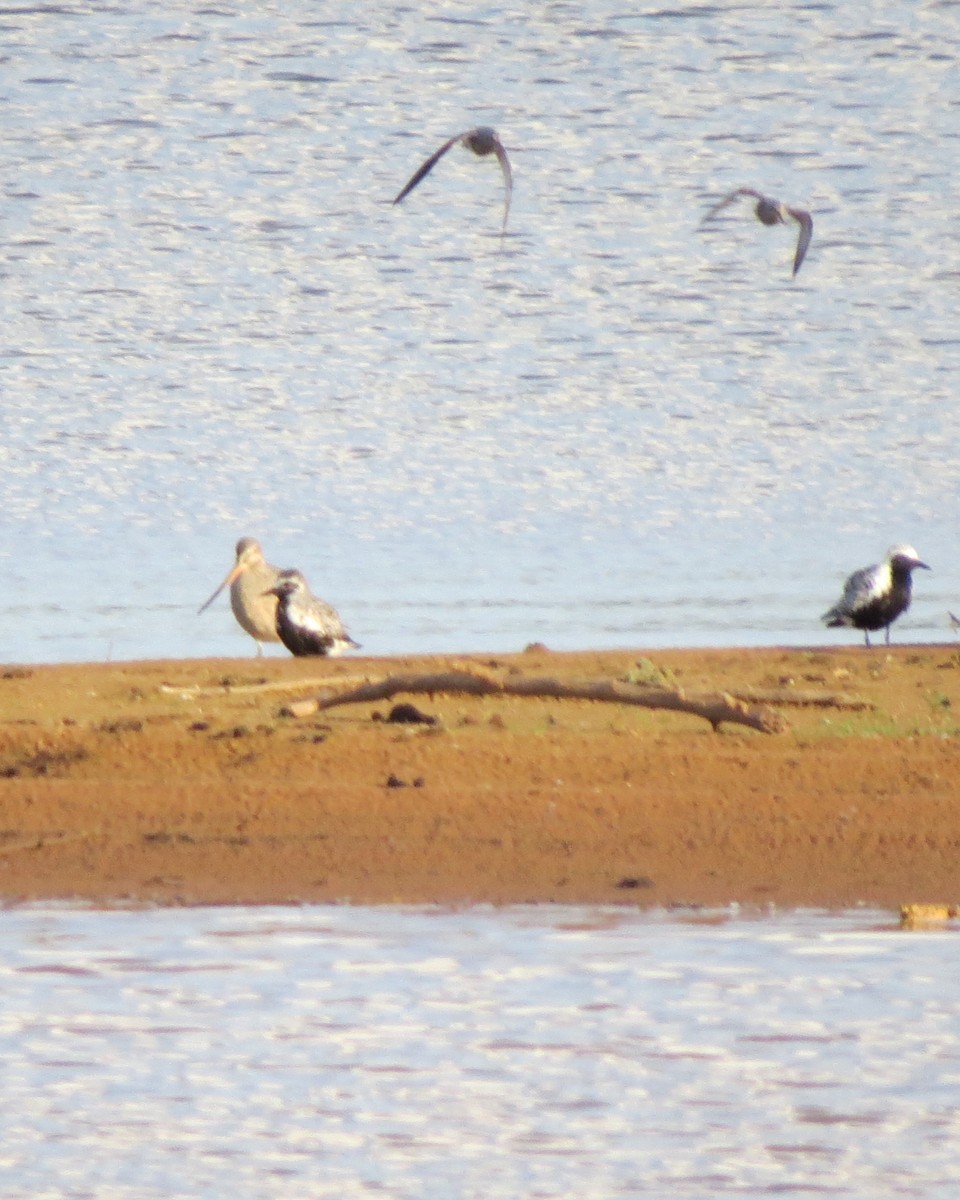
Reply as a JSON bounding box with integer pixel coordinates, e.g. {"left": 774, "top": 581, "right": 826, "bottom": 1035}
{"left": 1, "top": 644, "right": 958, "bottom": 910}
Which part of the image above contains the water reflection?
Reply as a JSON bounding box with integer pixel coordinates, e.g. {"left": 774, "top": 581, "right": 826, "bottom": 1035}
{"left": 2, "top": 904, "right": 959, "bottom": 1196}
{"left": 1, "top": 3, "right": 958, "bottom": 662}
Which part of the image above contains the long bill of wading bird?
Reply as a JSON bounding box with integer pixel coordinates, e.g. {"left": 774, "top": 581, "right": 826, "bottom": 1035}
{"left": 700, "top": 187, "right": 813, "bottom": 276}
{"left": 264, "top": 569, "right": 360, "bottom": 658}
{"left": 197, "top": 537, "right": 283, "bottom": 654}
{"left": 392, "top": 126, "right": 513, "bottom": 232}
{"left": 822, "top": 544, "right": 930, "bottom": 647}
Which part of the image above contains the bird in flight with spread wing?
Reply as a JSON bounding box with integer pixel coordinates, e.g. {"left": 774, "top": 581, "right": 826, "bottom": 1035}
{"left": 700, "top": 187, "right": 813, "bottom": 276}
{"left": 393, "top": 127, "right": 513, "bottom": 232}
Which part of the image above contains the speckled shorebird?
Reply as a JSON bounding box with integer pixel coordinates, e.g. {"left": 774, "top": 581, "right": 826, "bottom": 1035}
{"left": 265, "top": 569, "right": 360, "bottom": 658}
{"left": 393, "top": 126, "right": 513, "bottom": 231}
{"left": 700, "top": 187, "right": 813, "bottom": 276}
{"left": 822, "top": 545, "right": 930, "bottom": 647}
{"left": 198, "top": 537, "right": 283, "bottom": 653}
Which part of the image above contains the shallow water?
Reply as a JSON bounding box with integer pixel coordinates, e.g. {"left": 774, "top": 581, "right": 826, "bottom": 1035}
{"left": 2, "top": 1, "right": 959, "bottom": 663}
{"left": 2, "top": 903, "right": 959, "bottom": 1198}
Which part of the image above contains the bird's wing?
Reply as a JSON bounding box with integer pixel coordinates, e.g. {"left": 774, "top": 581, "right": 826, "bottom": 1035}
{"left": 700, "top": 187, "right": 762, "bottom": 225}
{"left": 299, "top": 596, "right": 349, "bottom": 640}
{"left": 841, "top": 563, "right": 885, "bottom": 610}
{"left": 492, "top": 139, "right": 513, "bottom": 231}
{"left": 788, "top": 207, "right": 813, "bottom": 275}
{"left": 393, "top": 133, "right": 464, "bottom": 206}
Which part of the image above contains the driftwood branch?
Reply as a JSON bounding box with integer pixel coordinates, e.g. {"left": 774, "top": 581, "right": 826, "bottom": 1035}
{"left": 286, "top": 670, "right": 787, "bottom": 733}
{"left": 728, "top": 688, "right": 874, "bottom": 711}
{"left": 160, "top": 674, "right": 370, "bottom": 699}
{"left": 0, "top": 830, "right": 97, "bottom": 855}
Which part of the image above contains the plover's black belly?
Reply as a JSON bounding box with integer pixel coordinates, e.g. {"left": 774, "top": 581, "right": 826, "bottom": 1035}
{"left": 847, "top": 586, "right": 911, "bottom": 632}
{"left": 275, "top": 607, "right": 335, "bottom": 657}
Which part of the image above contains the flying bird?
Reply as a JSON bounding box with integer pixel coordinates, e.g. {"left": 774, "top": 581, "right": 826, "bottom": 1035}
{"left": 393, "top": 126, "right": 513, "bottom": 231}
{"left": 265, "top": 569, "right": 360, "bottom": 658}
{"left": 822, "top": 545, "right": 930, "bottom": 647}
{"left": 198, "top": 537, "right": 283, "bottom": 653}
{"left": 700, "top": 187, "right": 813, "bottom": 276}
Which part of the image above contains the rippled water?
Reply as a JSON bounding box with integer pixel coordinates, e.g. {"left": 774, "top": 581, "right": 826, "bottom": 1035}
{"left": 2, "top": 903, "right": 959, "bottom": 1198}
{"left": 2, "top": 1, "right": 959, "bottom": 662}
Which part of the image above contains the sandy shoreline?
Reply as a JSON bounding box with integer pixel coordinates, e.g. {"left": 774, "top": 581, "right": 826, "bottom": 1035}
{"left": 1, "top": 644, "right": 958, "bottom": 911}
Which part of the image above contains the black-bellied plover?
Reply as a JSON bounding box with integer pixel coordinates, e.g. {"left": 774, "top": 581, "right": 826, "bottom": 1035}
{"left": 265, "top": 569, "right": 360, "bottom": 658}
{"left": 198, "top": 537, "right": 283, "bottom": 653}
{"left": 393, "top": 127, "right": 512, "bottom": 231}
{"left": 822, "top": 545, "right": 930, "bottom": 647}
{"left": 700, "top": 187, "right": 813, "bottom": 276}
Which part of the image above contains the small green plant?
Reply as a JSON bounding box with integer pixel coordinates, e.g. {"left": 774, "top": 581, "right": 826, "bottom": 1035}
{"left": 818, "top": 709, "right": 959, "bottom": 738}
{"left": 623, "top": 658, "right": 677, "bottom": 689}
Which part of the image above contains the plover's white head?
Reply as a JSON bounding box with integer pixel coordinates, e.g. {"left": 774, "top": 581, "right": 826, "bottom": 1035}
{"left": 886, "top": 545, "right": 930, "bottom": 571}
{"left": 265, "top": 569, "right": 308, "bottom": 600}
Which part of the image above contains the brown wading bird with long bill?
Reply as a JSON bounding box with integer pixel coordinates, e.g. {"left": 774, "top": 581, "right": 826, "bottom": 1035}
{"left": 197, "top": 536, "right": 283, "bottom": 654}
{"left": 700, "top": 187, "right": 813, "bottom": 276}
{"left": 393, "top": 126, "right": 513, "bottom": 232}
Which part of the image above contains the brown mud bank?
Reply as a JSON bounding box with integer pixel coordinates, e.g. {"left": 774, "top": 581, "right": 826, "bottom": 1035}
{"left": 0, "top": 644, "right": 958, "bottom": 910}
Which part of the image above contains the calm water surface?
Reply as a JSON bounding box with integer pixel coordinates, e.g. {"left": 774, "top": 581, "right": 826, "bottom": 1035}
{"left": 2, "top": 1, "right": 959, "bottom": 662}
{"left": 2, "top": 903, "right": 959, "bottom": 1197}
